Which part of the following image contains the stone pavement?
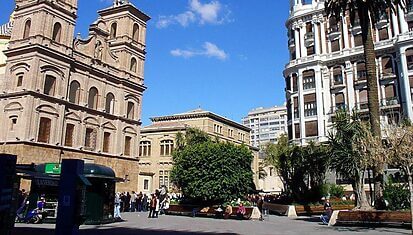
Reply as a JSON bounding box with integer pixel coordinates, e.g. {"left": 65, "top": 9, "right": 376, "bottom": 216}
{"left": 12, "top": 212, "right": 410, "bottom": 235}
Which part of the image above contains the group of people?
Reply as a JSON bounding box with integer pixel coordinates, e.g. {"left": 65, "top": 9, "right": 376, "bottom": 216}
{"left": 114, "top": 188, "right": 171, "bottom": 220}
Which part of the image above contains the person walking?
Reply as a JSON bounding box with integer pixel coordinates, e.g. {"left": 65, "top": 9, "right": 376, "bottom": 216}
{"left": 153, "top": 194, "right": 160, "bottom": 218}
{"left": 148, "top": 194, "right": 156, "bottom": 218}
{"left": 142, "top": 194, "right": 148, "bottom": 212}
{"left": 137, "top": 192, "right": 143, "bottom": 212}
{"left": 114, "top": 192, "right": 122, "bottom": 221}
{"left": 257, "top": 195, "right": 264, "bottom": 221}
{"left": 130, "top": 191, "right": 137, "bottom": 212}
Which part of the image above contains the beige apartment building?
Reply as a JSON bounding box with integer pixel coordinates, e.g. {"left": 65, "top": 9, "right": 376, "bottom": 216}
{"left": 0, "top": 0, "right": 150, "bottom": 192}
{"left": 137, "top": 109, "right": 259, "bottom": 195}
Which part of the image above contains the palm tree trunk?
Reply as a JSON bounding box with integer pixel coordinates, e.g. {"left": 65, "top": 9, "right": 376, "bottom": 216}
{"left": 360, "top": 7, "right": 384, "bottom": 209}
{"left": 354, "top": 170, "right": 371, "bottom": 210}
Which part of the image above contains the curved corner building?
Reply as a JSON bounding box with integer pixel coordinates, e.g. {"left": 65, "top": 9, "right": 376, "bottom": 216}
{"left": 284, "top": 0, "right": 413, "bottom": 145}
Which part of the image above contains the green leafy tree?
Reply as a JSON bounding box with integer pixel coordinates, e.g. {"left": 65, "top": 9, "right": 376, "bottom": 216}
{"left": 264, "top": 135, "right": 329, "bottom": 203}
{"left": 325, "top": 0, "right": 406, "bottom": 210}
{"left": 328, "top": 110, "right": 371, "bottom": 209}
{"left": 170, "top": 128, "right": 255, "bottom": 204}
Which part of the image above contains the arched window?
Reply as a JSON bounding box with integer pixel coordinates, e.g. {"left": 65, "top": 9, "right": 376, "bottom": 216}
{"left": 16, "top": 73, "right": 23, "bottom": 87}
{"left": 130, "top": 58, "right": 137, "bottom": 72}
{"left": 52, "top": 22, "right": 62, "bottom": 42}
{"left": 44, "top": 75, "right": 56, "bottom": 96}
{"left": 88, "top": 87, "right": 99, "bottom": 109}
{"left": 127, "top": 101, "right": 135, "bottom": 119}
{"left": 139, "top": 141, "right": 151, "bottom": 157}
{"left": 105, "top": 93, "right": 115, "bottom": 114}
{"left": 23, "top": 20, "right": 31, "bottom": 39}
{"left": 160, "top": 140, "right": 174, "bottom": 156}
{"left": 132, "top": 23, "right": 139, "bottom": 42}
{"left": 110, "top": 23, "right": 117, "bottom": 39}
{"left": 68, "top": 81, "right": 81, "bottom": 104}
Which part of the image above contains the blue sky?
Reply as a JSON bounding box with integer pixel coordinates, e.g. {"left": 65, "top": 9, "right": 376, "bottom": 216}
{"left": 0, "top": 0, "right": 289, "bottom": 125}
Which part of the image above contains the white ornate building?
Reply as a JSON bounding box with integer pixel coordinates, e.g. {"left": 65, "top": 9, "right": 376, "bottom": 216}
{"left": 0, "top": 0, "right": 150, "bottom": 192}
{"left": 284, "top": 0, "right": 413, "bottom": 145}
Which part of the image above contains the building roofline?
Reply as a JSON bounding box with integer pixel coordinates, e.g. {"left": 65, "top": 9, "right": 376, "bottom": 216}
{"left": 150, "top": 110, "right": 251, "bottom": 132}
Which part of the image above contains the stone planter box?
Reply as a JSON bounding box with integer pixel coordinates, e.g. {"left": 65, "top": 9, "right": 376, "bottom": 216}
{"left": 263, "top": 202, "right": 354, "bottom": 217}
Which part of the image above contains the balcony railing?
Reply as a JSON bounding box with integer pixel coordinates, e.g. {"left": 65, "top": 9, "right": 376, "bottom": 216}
{"left": 304, "top": 32, "right": 314, "bottom": 47}
{"left": 333, "top": 75, "right": 344, "bottom": 86}
{"left": 304, "top": 109, "right": 317, "bottom": 117}
{"left": 381, "top": 97, "right": 399, "bottom": 106}
{"left": 355, "top": 102, "right": 369, "bottom": 111}
{"left": 330, "top": 104, "right": 347, "bottom": 114}
{"left": 288, "top": 38, "right": 295, "bottom": 48}
{"left": 357, "top": 71, "right": 367, "bottom": 80}
{"left": 328, "top": 25, "right": 340, "bottom": 34}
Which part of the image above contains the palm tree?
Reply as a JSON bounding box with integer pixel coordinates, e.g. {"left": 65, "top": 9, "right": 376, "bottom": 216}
{"left": 329, "top": 110, "right": 371, "bottom": 209}
{"left": 325, "top": 0, "right": 406, "bottom": 209}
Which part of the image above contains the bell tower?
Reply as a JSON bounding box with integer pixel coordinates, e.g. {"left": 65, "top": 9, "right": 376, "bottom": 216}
{"left": 11, "top": 0, "right": 78, "bottom": 49}
{"left": 97, "top": 0, "right": 150, "bottom": 81}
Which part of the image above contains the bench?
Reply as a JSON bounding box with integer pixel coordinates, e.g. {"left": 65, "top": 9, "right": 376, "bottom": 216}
{"left": 333, "top": 210, "right": 411, "bottom": 227}
{"left": 166, "top": 205, "right": 253, "bottom": 219}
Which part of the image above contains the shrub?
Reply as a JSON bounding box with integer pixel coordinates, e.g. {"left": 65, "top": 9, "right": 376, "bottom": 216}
{"left": 329, "top": 184, "right": 345, "bottom": 198}
{"left": 384, "top": 181, "right": 409, "bottom": 211}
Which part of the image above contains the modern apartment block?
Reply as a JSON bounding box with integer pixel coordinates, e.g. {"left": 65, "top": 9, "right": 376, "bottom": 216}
{"left": 242, "top": 106, "right": 288, "bottom": 149}
{"left": 284, "top": 0, "right": 413, "bottom": 145}
{"left": 242, "top": 106, "right": 287, "bottom": 193}
{"left": 138, "top": 109, "right": 259, "bottom": 195}
{"left": 0, "top": 0, "right": 150, "bottom": 192}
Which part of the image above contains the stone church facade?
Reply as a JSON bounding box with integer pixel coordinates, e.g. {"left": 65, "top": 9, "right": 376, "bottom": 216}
{"left": 0, "top": 0, "right": 150, "bottom": 192}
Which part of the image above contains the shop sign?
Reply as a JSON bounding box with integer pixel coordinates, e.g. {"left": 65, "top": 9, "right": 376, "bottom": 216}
{"left": 45, "top": 163, "right": 61, "bottom": 174}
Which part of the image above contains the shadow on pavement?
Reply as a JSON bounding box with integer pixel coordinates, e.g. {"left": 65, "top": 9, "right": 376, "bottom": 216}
{"left": 12, "top": 227, "right": 239, "bottom": 235}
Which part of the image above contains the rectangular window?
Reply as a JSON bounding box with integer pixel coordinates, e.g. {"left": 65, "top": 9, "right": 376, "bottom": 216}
{"left": 305, "top": 121, "right": 318, "bottom": 137}
{"left": 143, "top": 179, "right": 149, "bottom": 190}
{"left": 354, "top": 34, "right": 363, "bottom": 47}
{"left": 124, "top": 136, "right": 132, "bottom": 156}
{"left": 85, "top": 128, "right": 97, "bottom": 150}
{"left": 303, "top": 76, "right": 316, "bottom": 90}
{"left": 304, "top": 102, "right": 317, "bottom": 117}
{"left": 38, "top": 117, "right": 51, "bottom": 143}
{"left": 378, "top": 27, "right": 389, "bottom": 41}
{"left": 44, "top": 75, "right": 56, "bottom": 96}
{"left": 331, "top": 39, "right": 340, "bottom": 52}
{"left": 17, "top": 75, "right": 23, "bottom": 87}
{"left": 64, "top": 124, "right": 75, "bottom": 147}
{"left": 103, "top": 132, "right": 111, "bottom": 153}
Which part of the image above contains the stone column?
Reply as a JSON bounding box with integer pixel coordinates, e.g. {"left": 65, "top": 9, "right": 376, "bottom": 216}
{"left": 398, "top": 5, "right": 409, "bottom": 33}
{"left": 320, "top": 19, "right": 327, "bottom": 54}
{"left": 342, "top": 16, "right": 350, "bottom": 49}
{"left": 345, "top": 61, "right": 355, "bottom": 110}
{"left": 299, "top": 24, "right": 307, "bottom": 58}
{"left": 294, "top": 28, "right": 301, "bottom": 58}
{"left": 397, "top": 48, "right": 413, "bottom": 120}
{"left": 391, "top": 10, "right": 400, "bottom": 36}
{"left": 315, "top": 67, "right": 325, "bottom": 138}
{"left": 314, "top": 21, "right": 321, "bottom": 54}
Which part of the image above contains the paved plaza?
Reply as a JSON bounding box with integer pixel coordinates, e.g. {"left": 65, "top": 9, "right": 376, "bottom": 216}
{"left": 11, "top": 212, "right": 410, "bottom": 235}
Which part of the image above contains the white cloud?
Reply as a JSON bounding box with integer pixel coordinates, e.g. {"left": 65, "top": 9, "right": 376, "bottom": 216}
{"left": 203, "top": 42, "right": 228, "bottom": 60}
{"left": 189, "top": 0, "right": 221, "bottom": 24}
{"left": 170, "top": 42, "right": 228, "bottom": 61}
{"left": 156, "top": 0, "right": 231, "bottom": 29}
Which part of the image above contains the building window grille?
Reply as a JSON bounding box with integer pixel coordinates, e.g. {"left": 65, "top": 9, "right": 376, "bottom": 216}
{"left": 303, "top": 76, "right": 315, "bottom": 90}
{"left": 160, "top": 140, "right": 174, "bottom": 156}
{"left": 85, "top": 127, "right": 97, "bottom": 150}
{"left": 304, "top": 102, "right": 317, "bottom": 117}
{"left": 139, "top": 141, "right": 151, "bottom": 157}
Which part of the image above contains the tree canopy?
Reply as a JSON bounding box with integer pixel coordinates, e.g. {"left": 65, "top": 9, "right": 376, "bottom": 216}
{"left": 170, "top": 128, "right": 255, "bottom": 204}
